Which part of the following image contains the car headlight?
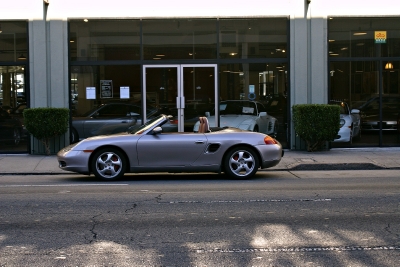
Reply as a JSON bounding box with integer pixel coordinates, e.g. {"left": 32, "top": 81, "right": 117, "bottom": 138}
{"left": 339, "top": 119, "right": 345, "bottom": 128}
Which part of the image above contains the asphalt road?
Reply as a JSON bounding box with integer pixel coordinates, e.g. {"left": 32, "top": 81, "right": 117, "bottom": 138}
{"left": 0, "top": 170, "right": 399, "bottom": 267}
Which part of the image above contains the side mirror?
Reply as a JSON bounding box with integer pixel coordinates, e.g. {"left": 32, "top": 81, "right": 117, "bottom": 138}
{"left": 152, "top": 126, "right": 163, "bottom": 135}
{"left": 259, "top": 111, "right": 267, "bottom": 117}
{"left": 205, "top": 111, "right": 210, "bottom": 117}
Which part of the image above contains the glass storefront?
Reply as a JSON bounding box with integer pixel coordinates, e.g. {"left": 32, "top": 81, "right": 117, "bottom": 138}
{"left": 69, "top": 18, "right": 290, "bottom": 147}
{"left": 0, "top": 21, "right": 28, "bottom": 153}
{"left": 329, "top": 18, "right": 400, "bottom": 147}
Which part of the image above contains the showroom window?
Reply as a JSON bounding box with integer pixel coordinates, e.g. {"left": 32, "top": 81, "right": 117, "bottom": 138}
{"left": 0, "top": 21, "right": 28, "bottom": 153}
{"left": 219, "top": 18, "right": 287, "bottom": 59}
{"left": 69, "top": 18, "right": 289, "bottom": 147}
{"left": 329, "top": 18, "right": 400, "bottom": 147}
{"left": 69, "top": 19, "right": 141, "bottom": 61}
{"left": 142, "top": 19, "right": 217, "bottom": 60}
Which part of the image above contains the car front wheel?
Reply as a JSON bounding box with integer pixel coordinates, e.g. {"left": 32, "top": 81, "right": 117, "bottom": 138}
{"left": 91, "top": 148, "right": 127, "bottom": 181}
{"left": 223, "top": 146, "right": 259, "bottom": 180}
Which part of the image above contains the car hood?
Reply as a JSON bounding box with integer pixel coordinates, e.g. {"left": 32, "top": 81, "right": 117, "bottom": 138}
{"left": 208, "top": 115, "right": 255, "bottom": 128}
{"left": 86, "top": 132, "right": 131, "bottom": 140}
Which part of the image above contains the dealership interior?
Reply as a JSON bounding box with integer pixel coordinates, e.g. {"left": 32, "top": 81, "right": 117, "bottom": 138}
{"left": 1, "top": 17, "right": 399, "bottom": 153}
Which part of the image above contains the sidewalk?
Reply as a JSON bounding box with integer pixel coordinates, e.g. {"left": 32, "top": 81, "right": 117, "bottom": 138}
{"left": 0, "top": 147, "right": 399, "bottom": 175}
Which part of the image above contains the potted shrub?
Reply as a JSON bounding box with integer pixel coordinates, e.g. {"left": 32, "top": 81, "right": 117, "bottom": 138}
{"left": 23, "top": 108, "right": 69, "bottom": 155}
{"left": 292, "top": 104, "right": 340, "bottom": 152}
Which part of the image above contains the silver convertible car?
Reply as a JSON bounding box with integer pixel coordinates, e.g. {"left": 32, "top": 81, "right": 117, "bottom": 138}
{"left": 58, "top": 114, "right": 284, "bottom": 180}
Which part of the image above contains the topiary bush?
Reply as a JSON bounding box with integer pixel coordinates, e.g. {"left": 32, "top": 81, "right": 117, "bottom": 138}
{"left": 23, "top": 108, "right": 69, "bottom": 155}
{"left": 292, "top": 104, "right": 340, "bottom": 152}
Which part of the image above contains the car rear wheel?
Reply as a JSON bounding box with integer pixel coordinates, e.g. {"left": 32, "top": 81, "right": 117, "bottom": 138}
{"left": 223, "top": 146, "right": 259, "bottom": 180}
{"left": 91, "top": 148, "right": 127, "bottom": 181}
{"left": 71, "top": 128, "right": 79, "bottom": 143}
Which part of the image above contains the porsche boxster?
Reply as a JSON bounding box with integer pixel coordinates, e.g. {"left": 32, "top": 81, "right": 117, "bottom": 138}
{"left": 57, "top": 114, "right": 283, "bottom": 180}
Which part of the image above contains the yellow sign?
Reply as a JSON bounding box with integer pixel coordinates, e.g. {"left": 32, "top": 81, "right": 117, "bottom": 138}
{"left": 375, "top": 31, "right": 387, "bottom": 44}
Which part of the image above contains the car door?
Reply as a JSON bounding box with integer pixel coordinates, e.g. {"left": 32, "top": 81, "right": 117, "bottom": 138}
{"left": 136, "top": 133, "right": 208, "bottom": 167}
{"left": 83, "top": 104, "right": 137, "bottom": 137}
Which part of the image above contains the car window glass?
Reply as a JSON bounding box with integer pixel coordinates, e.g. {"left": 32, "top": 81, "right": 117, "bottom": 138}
{"left": 127, "top": 105, "right": 141, "bottom": 115}
{"left": 242, "top": 107, "right": 254, "bottom": 114}
{"left": 98, "top": 104, "right": 127, "bottom": 117}
{"left": 256, "top": 102, "right": 267, "bottom": 113}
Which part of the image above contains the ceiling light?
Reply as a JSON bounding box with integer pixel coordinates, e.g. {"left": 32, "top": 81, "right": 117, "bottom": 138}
{"left": 353, "top": 32, "right": 367, "bottom": 36}
{"left": 18, "top": 54, "right": 27, "bottom": 60}
{"left": 83, "top": 19, "right": 88, "bottom": 22}
{"left": 385, "top": 62, "right": 394, "bottom": 70}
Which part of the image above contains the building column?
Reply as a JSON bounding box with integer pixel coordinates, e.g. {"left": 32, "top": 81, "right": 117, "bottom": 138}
{"left": 289, "top": 0, "right": 328, "bottom": 149}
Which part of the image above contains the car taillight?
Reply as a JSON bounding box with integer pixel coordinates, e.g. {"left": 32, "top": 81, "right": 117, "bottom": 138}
{"left": 169, "top": 119, "right": 178, "bottom": 124}
{"left": 264, "top": 136, "right": 278, "bottom": 145}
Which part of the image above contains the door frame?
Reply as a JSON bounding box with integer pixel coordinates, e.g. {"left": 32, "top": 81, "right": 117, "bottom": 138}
{"left": 142, "top": 64, "right": 218, "bottom": 132}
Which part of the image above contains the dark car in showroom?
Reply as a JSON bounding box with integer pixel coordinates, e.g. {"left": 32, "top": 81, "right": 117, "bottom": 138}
{"left": 71, "top": 102, "right": 159, "bottom": 143}
{"left": 0, "top": 106, "right": 22, "bottom": 147}
{"left": 354, "top": 95, "right": 400, "bottom": 132}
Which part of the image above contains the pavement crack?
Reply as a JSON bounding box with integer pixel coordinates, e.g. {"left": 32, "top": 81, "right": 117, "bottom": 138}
{"left": 288, "top": 170, "right": 301, "bottom": 179}
{"left": 87, "top": 213, "right": 102, "bottom": 244}
{"left": 385, "top": 223, "right": 400, "bottom": 239}
{"left": 155, "top": 194, "right": 163, "bottom": 203}
{"left": 125, "top": 203, "right": 137, "bottom": 213}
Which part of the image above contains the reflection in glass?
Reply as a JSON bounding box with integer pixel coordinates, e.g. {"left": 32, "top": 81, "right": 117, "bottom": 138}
{"left": 329, "top": 17, "right": 400, "bottom": 58}
{"left": 219, "top": 63, "right": 288, "bottom": 147}
{"left": 142, "top": 19, "right": 217, "bottom": 60}
{"left": 330, "top": 61, "right": 400, "bottom": 147}
{"left": 219, "top": 18, "right": 288, "bottom": 59}
{"left": 0, "top": 65, "right": 27, "bottom": 153}
{"left": 69, "top": 20, "right": 141, "bottom": 61}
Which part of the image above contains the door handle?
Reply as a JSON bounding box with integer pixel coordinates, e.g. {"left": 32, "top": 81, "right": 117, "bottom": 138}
{"left": 195, "top": 140, "right": 205, "bottom": 144}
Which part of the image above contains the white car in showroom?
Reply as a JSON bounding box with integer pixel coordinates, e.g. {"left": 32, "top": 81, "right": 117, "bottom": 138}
{"left": 193, "top": 100, "right": 278, "bottom": 137}
{"left": 330, "top": 100, "right": 361, "bottom": 143}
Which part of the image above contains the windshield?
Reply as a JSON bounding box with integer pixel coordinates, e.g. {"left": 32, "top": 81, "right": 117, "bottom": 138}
{"left": 330, "top": 101, "right": 349, "bottom": 115}
{"left": 215, "top": 101, "right": 257, "bottom": 116}
{"left": 128, "top": 115, "right": 166, "bottom": 134}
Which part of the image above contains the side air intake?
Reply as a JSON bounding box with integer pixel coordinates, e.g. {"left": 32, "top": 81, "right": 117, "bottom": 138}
{"left": 206, "top": 143, "right": 221, "bottom": 153}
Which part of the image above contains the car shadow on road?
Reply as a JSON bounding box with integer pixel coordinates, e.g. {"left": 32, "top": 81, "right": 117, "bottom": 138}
{"left": 61, "top": 171, "right": 279, "bottom": 183}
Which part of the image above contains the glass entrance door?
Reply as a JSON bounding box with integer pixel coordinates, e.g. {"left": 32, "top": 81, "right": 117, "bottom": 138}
{"left": 143, "top": 64, "right": 217, "bottom": 132}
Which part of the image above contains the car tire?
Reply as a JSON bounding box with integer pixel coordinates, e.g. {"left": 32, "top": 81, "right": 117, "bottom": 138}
{"left": 223, "top": 146, "right": 259, "bottom": 180}
{"left": 91, "top": 148, "right": 127, "bottom": 181}
{"left": 71, "top": 128, "right": 79, "bottom": 143}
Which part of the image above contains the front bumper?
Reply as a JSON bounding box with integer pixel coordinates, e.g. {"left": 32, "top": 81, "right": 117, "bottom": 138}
{"left": 57, "top": 149, "right": 91, "bottom": 174}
